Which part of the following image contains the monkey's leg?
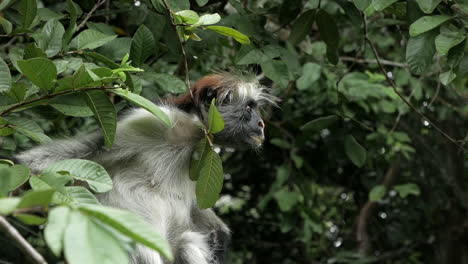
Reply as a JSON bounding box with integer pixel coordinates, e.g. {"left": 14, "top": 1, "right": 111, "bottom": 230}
{"left": 174, "top": 231, "right": 212, "bottom": 264}
{"left": 131, "top": 245, "right": 165, "bottom": 264}
{"left": 191, "top": 208, "right": 231, "bottom": 264}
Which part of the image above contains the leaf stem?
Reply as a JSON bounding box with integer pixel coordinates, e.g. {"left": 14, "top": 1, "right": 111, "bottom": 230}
{"left": 0, "top": 216, "right": 47, "bottom": 264}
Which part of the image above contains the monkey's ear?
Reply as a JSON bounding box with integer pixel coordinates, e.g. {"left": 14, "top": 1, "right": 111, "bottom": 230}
{"left": 192, "top": 75, "right": 224, "bottom": 106}
{"left": 198, "top": 86, "right": 216, "bottom": 105}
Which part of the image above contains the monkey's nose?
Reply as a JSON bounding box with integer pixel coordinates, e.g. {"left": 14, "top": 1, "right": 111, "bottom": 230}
{"left": 258, "top": 121, "right": 265, "bottom": 129}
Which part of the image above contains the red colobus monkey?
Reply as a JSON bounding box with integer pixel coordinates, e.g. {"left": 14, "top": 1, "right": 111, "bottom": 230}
{"left": 16, "top": 72, "right": 278, "bottom": 264}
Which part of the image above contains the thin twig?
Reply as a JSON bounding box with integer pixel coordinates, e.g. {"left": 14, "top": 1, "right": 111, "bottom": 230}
{"left": 0, "top": 86, "right": 118, "bottom": 117}
{"left": 76, "top": 0, "right": 107, "bottom": 30}
{"left": 361, "top": 13, "right": 465, "bottom": 151}
{"left": 340, "top": 56, "right": 407, "bottom": 68}
{"left": 0, "top": 36, "right": 18, "bottom": 50}
{"left": 160, "top": 0, "right": 193, "bottom": 99}
{"left": 0, "top": 216, "right": 46, "bottom": 264}
{"left": 161, "top": 0, "right": 214, "bottom": 147}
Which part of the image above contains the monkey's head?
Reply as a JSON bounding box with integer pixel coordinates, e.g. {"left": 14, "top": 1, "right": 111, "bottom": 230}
{"left": 178, "top": 72, "right": 278, "bottom": 148}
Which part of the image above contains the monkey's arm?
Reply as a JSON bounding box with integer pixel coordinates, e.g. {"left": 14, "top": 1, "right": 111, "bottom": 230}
{"left": 15, "top": 132, "right": 103, "bottom": 172}
{"left": 191, "top": 208, "right": 231, "bottom": 263}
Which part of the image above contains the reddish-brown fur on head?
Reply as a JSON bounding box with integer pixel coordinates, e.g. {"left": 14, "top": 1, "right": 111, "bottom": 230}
{"left": 170, "top": 74, "right": 225, "bottom": 111}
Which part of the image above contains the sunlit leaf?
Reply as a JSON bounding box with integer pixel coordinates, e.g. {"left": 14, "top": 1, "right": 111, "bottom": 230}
{"left": 205, "top": 26, "right": 250, "bottom": 44}
{"left": 196, "top": 149, "right": 224, "bottom": 209}
{"left": 83, "top": 91, "right": 116, "bottom": 147}
{"left": 45, "top": 159, "right": 112, "bottom": 193}
{"left": 79, "top": 204, "right": 174, "bottom": 260}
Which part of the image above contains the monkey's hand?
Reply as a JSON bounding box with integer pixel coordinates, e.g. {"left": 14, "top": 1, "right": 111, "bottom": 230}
{"left": 208, "top": 229, "right": 231, "bottom": 264}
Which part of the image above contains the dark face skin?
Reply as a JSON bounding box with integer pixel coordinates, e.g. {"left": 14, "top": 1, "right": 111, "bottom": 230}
{"left": 200, "top": 89, "right": 266, "bottom": 148}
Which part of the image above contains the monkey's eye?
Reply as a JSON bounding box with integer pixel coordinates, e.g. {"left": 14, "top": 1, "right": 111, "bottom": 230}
{"left": 205, "top": 89, "right": 216, "bottom": 104}
{"left": 245, "top": 100, "right": 256, "bottom": 112}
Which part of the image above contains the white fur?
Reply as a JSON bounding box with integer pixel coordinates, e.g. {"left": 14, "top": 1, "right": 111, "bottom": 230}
{"left": 17, "top": 106, "right": 228, "bottom": 264}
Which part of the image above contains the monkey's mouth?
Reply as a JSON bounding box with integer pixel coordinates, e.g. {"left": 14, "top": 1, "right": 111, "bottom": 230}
{"left": 248, "top": 134, "right": 265, "bottom": 147}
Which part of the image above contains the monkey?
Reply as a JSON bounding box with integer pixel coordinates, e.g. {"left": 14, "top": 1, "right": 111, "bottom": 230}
{"left": 15, "top": 72, "right": 278, "bottom": 264}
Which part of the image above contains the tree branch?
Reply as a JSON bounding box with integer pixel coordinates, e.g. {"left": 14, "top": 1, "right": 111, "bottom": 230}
{"left": 340, "top": 56, "right": 407, "bottom": 68}
{"left": 160, "top": 0, "right": 193, "bottom": 99}
{"left": 356, "top": 163, "right": 400, "bottom": 255}
{"left": 0, "top": 86, "right": 118, "bottom": 117}
{"left": 76, "top": 0, "right": 107, "bottom": 31}
{"left": 361, "top": 13, "right": 466, "bottom": 152}
{"left": 0, "top": 216, "right": 46, "bottom": 264}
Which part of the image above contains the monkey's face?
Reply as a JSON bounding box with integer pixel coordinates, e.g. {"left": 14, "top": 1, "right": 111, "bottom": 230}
{"left": 214, "top": 98, "right": 266, "bottom": 148}
{"left": 199, "top": 81, "right": 276, "bottom": 148}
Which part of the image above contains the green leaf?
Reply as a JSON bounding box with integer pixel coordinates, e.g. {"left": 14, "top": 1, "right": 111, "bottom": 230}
{"left": 289, "top": 10, "right": 315, "bottom": 45}
{"left": 205, "top": 26, "right": 251, "bottom": 44}
{"left": 19, "top": 0, "right": 37, "bottom": 29}
{"left": 0, "top": 118, "right": 14, "bottom": 136}
{"left": 5, "top": 117, "right": 52, "bottom": 143}
{"left": 111, "top": 88, "right": 171, "bottom": 127}
{"left": 196, "top": 149, "right": 224, "bottom": 209}
{"left": 142, "top": 73, "right": 187, "bottom": 94}
{"left": 415, "top": 0, "right": 442, "bottom": 14}
{"left": 7, "top": 165, "right": 30, "bottom": 190}
{"left": 274, "top": 188, "right": 301, "bottom": 212}
{"left": 18, "top": 58, "right": 57, "bottom": 91}
{"left": 15, "top": 213, "right": 46, "bottom": 225}
{"left": 316, "top": 10, "right": 339, "bottom": 64}
{"left": 63, "top": 0, "right": 78, "bottom": 49}
{"left": 195, "top": 0, "right": 209, "bottom": 6}
{"left": 261, "top": 60, "right": 289, "bottom": 88}
{"left": 24, "top": 43, "right": 47, "bottom": 59}
{"left": 83, "top": 91, "right": 116, "bottom": 148}
{"left": 394, "top": 183, "right": 421, "bottom": 198}
{"left": 17, "top": 189, "right": 55, "bottom": 209}
{"left": 130, "top": 25, "right": 156, "bottom": 67}
{"left": 45, "top": 159, "right": 113, "bottom": 193}
{"left": 30, "top": 172, "right": 72, "bottom": 190}
{"left": 0, "top": 57, "right": 11, "bottom": 93}
{"left": 270, "top": 138, "right": 291, "bottom": 149}
{"left": 64, "top": 186, "right": 100, "bottom": 205}
{"left": 369, "top": 185, "right": 386, "bottom": 201}
{"left": 175, "top": 10, "right": 199, "bottom": 24}
{"left": 345, "top": 135, "right": 367, "bottom": 167}
{"left": 353, "top": 0, "right": 371, "bottom": 10}
{"left": 0, "top": 197, "right": 20, "bottom": 215}
{"left": 45, "top": 206, "right": 70, "bottom": 256}
{"left": 296, "top": 62, "right": 321, "bottom": 90}
{"left": 64, "top": 210, "right": 130, "bottom": 264}
{"left": 198, "top": 13, "right": 221, "bottom": 25}
{"left": 71, "top": 29, "right": 117, "bottom": 50}
{"left": 208, "top": 99, "right": 224, "bottom": 134}
{"left": 301, "top": 115, "right": 339, "bottom": 132}
{"left": 406, "top": 30, "right": 437, "bottom": 74}
{"left": 189, "top": 138, "right": 210, "bottom": 181}
{"left": 409, "top": 15, "right": 452, "bottom": 37}
{"left": 439, "top": 70, "right": 457, "bottom": 85}
{"left": 166, "top": 0, "right": 190, "bottom": 11}
{"left": 372, "top": 0, "right": 398, "bottom": 11}
{"left": 50, "top": 94, "right": 94, "bottom": 117}
{"left": 37, "top": 19, "right": 65, "bottom": 57}
{"left": 0, "top": 16, "right": 13, "bottom": 34}
{"left": 435, "top": 31, "right": 466, "bottom": 55}
{"left": 79, "top": 204, "right": 174, "bottom": 261}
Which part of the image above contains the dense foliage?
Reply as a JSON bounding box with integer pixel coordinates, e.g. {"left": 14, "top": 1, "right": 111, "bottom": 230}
{"left": 0, "top": 0, "right": 467, "bottom": 263}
